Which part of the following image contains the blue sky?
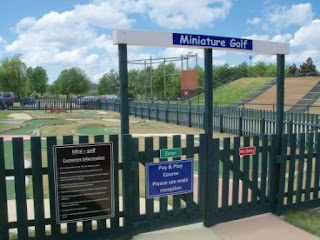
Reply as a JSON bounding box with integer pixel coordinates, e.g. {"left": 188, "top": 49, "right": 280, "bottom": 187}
{"left": 0, "top": 0, "right": 319, "bottom": 83}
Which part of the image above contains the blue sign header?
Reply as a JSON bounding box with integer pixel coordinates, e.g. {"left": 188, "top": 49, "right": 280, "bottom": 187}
{"left": 146, "top": 159, "right": 193, "bottom": 199}
{"left": 173, "top": 33, "right": 253, "bottom": 51}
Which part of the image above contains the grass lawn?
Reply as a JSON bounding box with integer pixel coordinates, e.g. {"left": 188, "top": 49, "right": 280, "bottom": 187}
{"left": 285, "top": 208, "right": 320, "bottom": 237}
{"left": 192, "top": 77, "right": 274, "bottom": 105}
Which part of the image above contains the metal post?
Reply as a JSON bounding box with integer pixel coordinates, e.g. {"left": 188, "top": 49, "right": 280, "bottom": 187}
{"left": 144, "top": 60, "right": 147, "bottom": 97}
{"left": 204, "top": 49, "right": 213, "bottom": 138}
{"left": 150, "top": 56, "right": 153, "bottom": 98}
{"left": 163, "top": 59, "right": 166, "bottom": 99}
{"left": 276, "top": 54, "right": 285, "bottom": 152}
{"left": 119, "top": 44, "right": 129, "bottom": 135}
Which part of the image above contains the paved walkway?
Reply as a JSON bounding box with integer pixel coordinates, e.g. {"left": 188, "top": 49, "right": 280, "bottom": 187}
{"left": 133, "top": 213, "right": 320, "bottom": 240}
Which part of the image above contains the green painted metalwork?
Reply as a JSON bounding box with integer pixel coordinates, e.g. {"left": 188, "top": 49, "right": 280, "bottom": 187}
{"left": 13, "top": 138, "right": 28, "bottom": 239}
{"left": 31, "top": 137, "right": 45, "bottom": 238}
{"left": 119, "top": 44, "right": 129, "bottom": 136}
{"left": 0, "top": 138, "right": 9, "bottom": 240}
{"left": 204, "top": 49, "right": 213, "bottom": 137}
{"left": 2, "top": 131, "right": 320, "bottom": 238}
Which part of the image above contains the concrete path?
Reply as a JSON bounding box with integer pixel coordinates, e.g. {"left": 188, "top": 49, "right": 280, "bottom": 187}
{"left": 133, "top": 213, "right": 320, "bottom": 240}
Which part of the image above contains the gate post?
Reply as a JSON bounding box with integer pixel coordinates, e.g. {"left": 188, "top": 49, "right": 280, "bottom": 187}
{"left": 273, "top": 54, "right": 285, "bottom": 214}
{"left": 122, "top": 134, "right": 135, "bottom": 237}
{"left": 119, "top": 44, "right": 130, "bottom": 135}
{"left": 204, "top": 49, "right": 213, "bottom": 137}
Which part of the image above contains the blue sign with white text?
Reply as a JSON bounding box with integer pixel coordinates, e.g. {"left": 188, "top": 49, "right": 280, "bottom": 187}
{"left": 173, "top": 33, "right": 253, "bottom": 50}
{"left": 146, "top": 159, "right": 193, "bottom": 199}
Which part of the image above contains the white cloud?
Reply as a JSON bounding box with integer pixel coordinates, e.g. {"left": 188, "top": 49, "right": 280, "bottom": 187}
{"left": 266, "top": 3, "right": 313, "bottom": 32}
{"left": 145, "top": 0, "right": 232, "bottom": 29}
{"left": 0, "top": 36, "right": 6, "bottom": 44}
{"left": 290, "top": 20, "right": 320, "bottom": 49}
{"left": 271, "top": 33, "right": 292, "bottom": 43}
{"left": 245, "top": 34, "right": 270, "bottom": 41}
{"left": 246, "top": 17, "right": 261, "bottom": 25}
{"left": 3, "top": 0, "right": 234, "bottom": 83}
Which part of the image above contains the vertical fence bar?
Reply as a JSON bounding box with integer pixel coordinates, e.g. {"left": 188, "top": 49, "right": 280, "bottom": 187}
{"left": 268, "top": 134, "right": 277, "bottom": 211}
{"left": 145, "top": 137, "right": 154, "bottom": 220}
{"left": 159, "top": 136, "right": 168, "bottom": 218}
{"left": 232, "top": 137, "right": 240, "bottom": 207}
{"left": 13, "top": 138, "right": 28, "bottom": 239}
{"left": 305, "top": 133, "right": 314, "bottom": 201}
{"left": 78, "top": 135, "right": 93, "bottom": 232}
{"left": 109, "top": 135, "right": 120, "bottom": 229}
{"left": 204, "top": 138, "right": 219, "bottom": 227}
{"left": 47, "top": 136, "right": 61, "bottom": 237}
{"left": 31, "top": 137, "right": 46, "bottom": 238}
{"left": 242, "top": 136, "right": 250, "bottom": 207}
{"left": 131, "top": 137, "right": 140, "bottom": 221}
{"left": 222, "top": 138, "right": 230, "bottom": 208}
{"left": 276, "top": 135, "right": 288, "bottom": 214}
{"left": 199, "top": 134, "right": 208, "bottom": 216}
{"left": 287, "top": 134, "right": 297, "bottom": 205}
{"left": 296, "top": 134, "right": 305, "bottom": 203}
{"left": 260, "top": 135, "right": 268, "bottom": 203}
{"left": 122, "top": 134, "right": 134, "bottom": 238}
{"left": 314, "top": 133, "right": 320, "bottom": 200}
{"left": 94, "top": 135, "right": 108, "bottom": 230}
{"left": 251, "top": 136, "right": 260, "bottom": 205}
{"left": 0, "top": 138, "right": 9, "bottom": 240}
{"left": 186, "top": 135, "right": 195, "bottom": 214}
{"left": 173, "top": 135, "right": 181, "bottom": 215}
{"left": 63, "top": 136, "right": 77, "bottom": 234}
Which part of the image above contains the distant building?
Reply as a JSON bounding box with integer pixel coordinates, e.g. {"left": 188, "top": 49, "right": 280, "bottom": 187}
{"left": 181, "top": 70, "right": 199, "bottom": 100}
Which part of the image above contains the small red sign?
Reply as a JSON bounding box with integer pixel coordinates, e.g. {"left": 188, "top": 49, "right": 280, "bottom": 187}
{"left": 239, "top": 146, "right": 256, "bottom": 156}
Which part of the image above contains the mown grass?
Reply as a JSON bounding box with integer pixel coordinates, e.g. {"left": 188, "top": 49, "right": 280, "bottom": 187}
{"left": 193, "top": 77, "right": 274, "bottom": 105}
{"left": 285, "top": 208, "right": 320, "bottom": 237}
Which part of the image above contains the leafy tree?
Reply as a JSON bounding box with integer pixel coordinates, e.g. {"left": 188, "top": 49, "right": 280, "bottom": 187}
{"left": 264, "top": 64, "right": 277, "bottom": 77}
{"left": 0, "top": 55, "right": 29, "bottom": 96}
{"left": 97, "top": 69, "right": 119, "bottom": 95}
{"left": 249, "top": 61, "right": 267, "bottom": 77}
{"left": 299, "top": 57, "right": 318, "bottom": 76}
{"left": 288, "top": 63, "right": 298, "bottom": 77}
{"left": 26, "top": 66, "right": 48, "bottom": 95}
{"left": 54, "top": 67, "right": 91, "bottom": 97}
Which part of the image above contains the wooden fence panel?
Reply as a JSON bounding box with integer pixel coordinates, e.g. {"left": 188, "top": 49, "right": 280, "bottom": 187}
{"left": 314, "top": 133, "right": 320, "bottom": 200}
{"left": 0, "top": 138, "right": 9, "bottom": 240}
{"left": 62, "top": 136, "right": 77, "bottom": 234}
{"left": 31, "top": 137, "right": 46, "bottom": 238}
{"left": 172, "top": 135, "right": 181, "bottom": 215}
{"left": 47, "top": 136, "right": 61, "bottom": 237}
{"left": 13, "top": 138, "right": 28, "bottom": 239}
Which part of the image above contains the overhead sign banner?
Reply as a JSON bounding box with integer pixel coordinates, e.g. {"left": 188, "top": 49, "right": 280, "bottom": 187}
{"left": 113, "top": 30, "right": 290, "bottom": 55}
{"left": 146, "top": 159, "right": 193, "bottom": 199}
{"left": 53, "top": 143, "right": 114, "bottom": 224}
{"left": 173, "top": 33, "right": 253, "bottom": 51}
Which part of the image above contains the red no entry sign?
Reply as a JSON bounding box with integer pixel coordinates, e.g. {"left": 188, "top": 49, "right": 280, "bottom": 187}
{"left": 239, "top": 146, "right": 256, "bottom": 156}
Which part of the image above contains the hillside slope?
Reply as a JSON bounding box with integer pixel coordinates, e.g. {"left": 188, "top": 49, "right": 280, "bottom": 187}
{"left": 247, "top": 77, "right": 320, "bottom": 112}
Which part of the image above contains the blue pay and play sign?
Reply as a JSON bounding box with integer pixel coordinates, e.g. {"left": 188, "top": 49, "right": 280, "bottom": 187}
{"left": 146, "top": 159, "right": 193, "bottom": 198}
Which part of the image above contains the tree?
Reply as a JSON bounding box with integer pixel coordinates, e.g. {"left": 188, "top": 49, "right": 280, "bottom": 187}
{"left": 26, "top": 66, "right": 48, "bottom": 95}
{"left": 54, "top": 67, "right": 91, "bottom": 97}
{"left": 249, "top": 62, "right": 267, "bottom": 77}
{"left": 299, "top": 57, "right": 318, "bottom": 76}
{"left": 288, "top": 63, "right": 298, "bottom": 77}
{"left": 0, "top": 55, "right": 29, "bottom": 96}
{"left": 97, "top": 69, "right": 119, "bottom": 95}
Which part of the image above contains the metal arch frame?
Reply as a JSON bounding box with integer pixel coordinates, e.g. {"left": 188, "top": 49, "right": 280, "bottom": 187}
{"left": 113, "top": 29, "right": 289, "bottom": 142}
